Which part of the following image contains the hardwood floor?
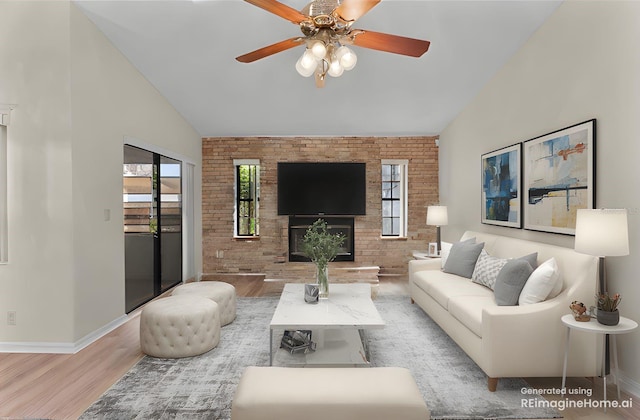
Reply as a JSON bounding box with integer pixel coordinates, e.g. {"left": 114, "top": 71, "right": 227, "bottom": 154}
{"left": 0, "top": 277, "right": 637, "bottom": 419}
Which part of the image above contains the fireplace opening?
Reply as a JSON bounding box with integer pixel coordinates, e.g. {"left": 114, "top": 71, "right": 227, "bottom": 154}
{"left": 288, "top": 216, "right": 355, "bottom": 262}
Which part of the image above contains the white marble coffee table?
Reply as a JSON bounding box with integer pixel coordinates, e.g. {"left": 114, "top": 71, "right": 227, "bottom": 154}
{"left": 269, "top": 283, "right": 385, "bottom": 367}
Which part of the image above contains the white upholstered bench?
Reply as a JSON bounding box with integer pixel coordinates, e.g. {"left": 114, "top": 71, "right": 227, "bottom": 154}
{"left": 231, "top": 366, "right": 429, "bottom": 420}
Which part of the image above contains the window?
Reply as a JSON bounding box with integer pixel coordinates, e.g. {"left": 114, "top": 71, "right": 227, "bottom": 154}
{"left": 381, "top": 160, "right": 408, "bottom": 237}
{"left": 234, "top": 159, "right": 260, "bottom": 237}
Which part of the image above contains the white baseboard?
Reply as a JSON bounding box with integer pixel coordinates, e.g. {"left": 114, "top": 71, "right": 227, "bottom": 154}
{"left": 0, "top": 314, "right": 130, "bottom": 354}
{"left": 618, "top": 369, "right": 640, "bottom": 400}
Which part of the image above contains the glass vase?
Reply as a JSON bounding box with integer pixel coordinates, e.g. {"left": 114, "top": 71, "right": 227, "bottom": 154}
{"left": 316, "top": 264, "right": 329, "bottom": 299}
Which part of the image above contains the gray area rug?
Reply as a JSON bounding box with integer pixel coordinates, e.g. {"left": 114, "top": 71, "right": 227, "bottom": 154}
{"left": 82, "top": 296, "right": 560, "bottom": 419}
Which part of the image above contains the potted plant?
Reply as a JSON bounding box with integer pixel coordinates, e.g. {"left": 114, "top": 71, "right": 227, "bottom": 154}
{"left": 301, "top": 219, "right": 346, "bottom": 299}
{"left": 595, "top": 293, "right": 621, "bottom": 325}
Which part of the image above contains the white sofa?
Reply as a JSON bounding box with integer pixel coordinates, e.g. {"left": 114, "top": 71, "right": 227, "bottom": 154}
{"left": 409, "top": 230, "right": 600, "bottom": 391}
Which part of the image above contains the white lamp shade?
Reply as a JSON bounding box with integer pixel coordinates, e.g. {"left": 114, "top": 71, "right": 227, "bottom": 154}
{"left": 575, "top": 209, "right": 629, "bottom": 257}
{"left": 427, "top": 205, "right": 448, "bottom": 226}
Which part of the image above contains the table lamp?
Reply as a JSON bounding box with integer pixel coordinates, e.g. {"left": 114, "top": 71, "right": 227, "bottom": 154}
{"left": 427, "top": 205, "right": 448, "bottom": 255}
{"left": 574, "top": 208, "right": 629, "bottom": 294}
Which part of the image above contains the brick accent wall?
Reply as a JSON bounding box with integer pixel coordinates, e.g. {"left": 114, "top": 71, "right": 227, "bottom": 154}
{"left": 202, "top": 136, "right": 439, "bottom": 281}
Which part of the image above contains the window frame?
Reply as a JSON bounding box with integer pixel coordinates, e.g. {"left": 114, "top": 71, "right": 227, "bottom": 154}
{"left": 381, "top": 159, "right": 408, "bottom": 238}
{"left": 234, "top": 159, "right": 260, "bottom": 238}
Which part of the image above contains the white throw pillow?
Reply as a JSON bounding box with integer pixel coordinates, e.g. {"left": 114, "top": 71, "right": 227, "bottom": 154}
{"left": 518, "top": 257, "right": 560, "bottom": 305}
{"left": 547, "top": 271, "right": 564, "bottom": 299}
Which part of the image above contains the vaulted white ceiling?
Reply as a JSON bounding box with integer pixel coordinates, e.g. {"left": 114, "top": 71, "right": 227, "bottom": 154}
{"left": 74, "top": 0, "right": 562, "bottom": 137}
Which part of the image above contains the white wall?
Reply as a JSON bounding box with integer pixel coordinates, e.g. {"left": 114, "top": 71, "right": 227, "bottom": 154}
{"left": 439, "top": 0, "right": 640, "bottom": 394}
{"left": 0, "top": 1, "right": 202, "bottom": 348}
{"left": 0, "top": 1, "right": 76, "bottom": 343}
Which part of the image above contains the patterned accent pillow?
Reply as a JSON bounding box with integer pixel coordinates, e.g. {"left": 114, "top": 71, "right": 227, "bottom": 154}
{"left": 472, "top": 250, "right": 508, "bottom": 290}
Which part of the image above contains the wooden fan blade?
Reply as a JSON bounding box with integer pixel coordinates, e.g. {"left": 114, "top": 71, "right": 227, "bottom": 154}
{"left": 244, "top": 0, "right": 307, "bottom": 24}
{"left": 352, "top": 30, "right": 430, "bottom": 57}
{"left": 335, "top": 0, "right": 381, "bottom": 22}
{"left": 236, "top": 37, "right": 305, "bottom": 63}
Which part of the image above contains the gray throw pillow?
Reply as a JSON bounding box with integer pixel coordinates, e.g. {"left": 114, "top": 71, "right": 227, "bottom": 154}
{"left": 441, "top": 237, "right": 475, "bottom": 268}
{"left": 517, "top": 252, "right": 538, "bottom": 270}
{"left": 494, "top": 259, "right": 534, "bottom": 306}
{"left": 442, "top": 241, "right": 485, "bottom": 278}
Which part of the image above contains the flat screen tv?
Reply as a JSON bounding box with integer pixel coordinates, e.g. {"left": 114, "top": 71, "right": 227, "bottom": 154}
{"left": 277, "top": 162, "right": 366, "bottom": 215}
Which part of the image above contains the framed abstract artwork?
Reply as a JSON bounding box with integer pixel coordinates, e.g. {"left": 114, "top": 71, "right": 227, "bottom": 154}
{"left": 523, "top": 119, "right": 596, "bottom": 235}
{"left": 481, "top": 143, "right": 522, "bottom": 228}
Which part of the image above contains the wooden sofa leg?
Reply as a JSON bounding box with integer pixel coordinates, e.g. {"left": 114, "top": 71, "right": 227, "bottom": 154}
{"left": 410, "top": 298, "right": 415, "bottom": 304}
{"left": 488, "top": 377, "right": 498, "bottom": 392}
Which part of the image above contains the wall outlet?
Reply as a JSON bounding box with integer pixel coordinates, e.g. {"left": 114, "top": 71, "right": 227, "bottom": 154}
{"left": 216, "top": 250, "right": 224, "bottom": 259}
{"left": 7, "top": 311, "right": 16, "bottom": 326}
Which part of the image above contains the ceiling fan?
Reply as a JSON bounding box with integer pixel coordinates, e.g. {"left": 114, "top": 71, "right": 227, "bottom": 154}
{"left": 235, "top": 0, "right": 431, "bottom": 88}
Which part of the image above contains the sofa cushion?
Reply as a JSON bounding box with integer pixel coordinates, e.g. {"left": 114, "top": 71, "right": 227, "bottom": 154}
{"left": 411, "top": 269, "right": 447, "bottom": 296}
{"left": 416, "top": 271, "right": 493, "bottom": 310}
{"left": 494, "top": 259, "right": 534, "bottom": 306}
{"left": 519, "top": 257, "right": 560, "bottom": 305}
{"left": 412, "top": 269, "right": 466, "bottom": 302}
{"left": 442, "top": 240, "right": 484, "bottom": 278}
{"left": 448, "top": 295, "right": 496, "bottom": 338}
{"left": 471, "top": 250, "right": 508, "bottom": 290}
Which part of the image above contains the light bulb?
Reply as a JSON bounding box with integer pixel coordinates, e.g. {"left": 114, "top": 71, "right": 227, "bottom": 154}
{"left": 295, "top": 56, "right": 316, "bottom": 77}
{"left": 300, "top": 49, "right": 317, "bottom": 70}
{"left": 310, "top": 41, "right": 327, "bottom": 59}
{"left": 327, "top": 58, "right": 344, "bottom": 77}
{"left": 336, "top": 46, "right": 357, "bottom": 71}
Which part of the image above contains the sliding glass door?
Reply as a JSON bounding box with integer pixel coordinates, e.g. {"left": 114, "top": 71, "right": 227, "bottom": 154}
{"left": 123, "top": 145, "right": 182, "bottom": 312}
{"left": 159, "top": 155, "right": 182, "bottom": 292}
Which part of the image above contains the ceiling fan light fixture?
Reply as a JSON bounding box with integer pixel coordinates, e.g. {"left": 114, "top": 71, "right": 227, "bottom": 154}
{"left": 236, "top": 0, "right": 430, "bottom": 87}
{"left": 310, "top": 40, "right": 327, "bottom": 59}
{"left": 301, "top": 49, "right": 318, "bottom": 68}
{"left": 296, "top": 54, "right": 317, "bottom": 77}
{"left": 327, "top": 57, "right": 344, "bottom": 77}
{"left": 336, "top": 45, "right": 357, "bottom": 70}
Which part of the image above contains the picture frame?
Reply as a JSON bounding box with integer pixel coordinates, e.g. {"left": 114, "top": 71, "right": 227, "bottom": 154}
{"left": 481, "top": 143, "right": 522, "bottom": 228}
{"left": 427, "top": 242, "right": 438, "bottom": 256}
{"left": 523, "top": 119, "right": 596, "bottom": 235}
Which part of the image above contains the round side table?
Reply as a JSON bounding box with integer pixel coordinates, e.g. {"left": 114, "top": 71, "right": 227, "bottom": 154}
{"left": 411, "top": 251, "right": 440, "bottom": 260}
{"left": 561, "top": 313, "right": 638, "bottom": 408}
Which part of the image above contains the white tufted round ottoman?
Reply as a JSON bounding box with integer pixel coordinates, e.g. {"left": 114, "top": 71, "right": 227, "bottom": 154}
{"left": 172, "top": 281, "right": 237, "bottom": 326}
{"left": 140, "top": 295, "right": 220, "bottom": 358}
